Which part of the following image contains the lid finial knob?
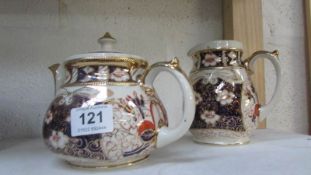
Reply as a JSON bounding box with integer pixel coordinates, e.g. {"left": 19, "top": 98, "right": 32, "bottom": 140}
{"left": 97, "top": 32, "right": 117, "bottom": 52}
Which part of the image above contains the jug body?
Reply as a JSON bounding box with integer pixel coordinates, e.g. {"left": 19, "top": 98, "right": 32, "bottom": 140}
{"left": 190, "top": 67, "right": 259, "bottom": 144}
{"left": 188, "top": 40, "right": 280, "bottom": 145}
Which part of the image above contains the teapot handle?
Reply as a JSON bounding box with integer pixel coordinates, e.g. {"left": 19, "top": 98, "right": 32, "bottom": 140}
{"left": 244, "top": 50, "right": 281, "bottom": 121}
{"left": 142, "top": 57, "right": 195, "bottom": 148}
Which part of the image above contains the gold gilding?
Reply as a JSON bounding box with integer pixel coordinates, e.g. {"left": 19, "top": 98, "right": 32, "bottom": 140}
{"left": 49, "top": 63, "right": 60, "bottom": 94}
{"left": 192, "top": 48, "right": 243, "bottom": 59}
{"left": 62, "top": 81, "right": 139, "bottom": 88}
{"left": 65, "top": 57, "right": 148, "bottom": 70}
{"left": 271, "top": 50, "right": 279, "bottom": 57}
{"left": 243, "top": 50, "right": 279, "bottom": 75}
{"left": 99, "top": 32, "right": 116, "bottom": 41}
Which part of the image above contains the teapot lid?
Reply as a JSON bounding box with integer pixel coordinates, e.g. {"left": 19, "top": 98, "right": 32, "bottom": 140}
{"left": 187, "top": 40, "right": 243, "bottom": 57}
{"left": 65, "top": 32, "right": 148, "bottom": 68}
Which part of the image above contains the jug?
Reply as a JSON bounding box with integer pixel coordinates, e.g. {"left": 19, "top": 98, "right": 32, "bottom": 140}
{"left": 43, "top": 33, "right": 195, "bottom": 168}
{"left": 188, "top": 40, "right": 281, "bottom": 145}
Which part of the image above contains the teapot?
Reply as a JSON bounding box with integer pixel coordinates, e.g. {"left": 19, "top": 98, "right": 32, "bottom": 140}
{"left": 188, "top": 40, "right": 281, "bottom": 145}
{"left": 43, "top": 33, "right": 195, "bottom": 168}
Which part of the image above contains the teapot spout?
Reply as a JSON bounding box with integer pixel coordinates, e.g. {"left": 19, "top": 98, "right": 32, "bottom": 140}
{"left": 49, "top": 63, "right": 61, "bottom": 95}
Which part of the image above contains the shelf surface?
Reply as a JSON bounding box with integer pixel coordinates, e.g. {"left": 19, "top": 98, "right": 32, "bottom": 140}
{"left": 0, "top": 129, "right": 310, "bottom": 175}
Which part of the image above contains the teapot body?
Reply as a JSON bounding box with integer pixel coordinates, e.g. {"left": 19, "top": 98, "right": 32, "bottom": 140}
{"left": 43, "top": 33, "right": 195, "bottom": 167}
{"left": 43, "top": 69, "right": 168, "bottom": 167}
{"left": 188, "top": 40, "right": 280, "bottom": 145}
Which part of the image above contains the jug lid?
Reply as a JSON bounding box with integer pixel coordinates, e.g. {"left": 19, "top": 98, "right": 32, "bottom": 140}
{"left": 187, "top": 40, "right": 243, "bottom": 57}
{"left": 65, "top": 32, "right": 148, "bottom": 68}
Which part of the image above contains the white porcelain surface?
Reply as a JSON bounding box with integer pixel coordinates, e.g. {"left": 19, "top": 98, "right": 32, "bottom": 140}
{"left": 143, "top": 61, "right": 195, "bottom": 147}
{"left": 190, "top": 67, "right": 259, "bottom": 145}
{"left": 65, "top": 52, "right": 145, "bottom": 61}
{"left": 45, "top": 55, "right": 195, "bottom": 166}
{"left": 45, "top": 26, "right": 195, "bottom": 165}
{"left": 247, "top": 51, "right": 281, "bottom": 118}
{"left": 65, "top": 31, "right": 146, "bottom": 61}
{"left": 44, "top": 84, "right": 163, "bottom": 166}
{"left": 1, "top": 129, "right": 310, "bottom": 175}
{"left": 188, "top": 39, "right": 281, "bottom": 145}
{"left": 188, "top": 40, "right": 243, "bottom": 56}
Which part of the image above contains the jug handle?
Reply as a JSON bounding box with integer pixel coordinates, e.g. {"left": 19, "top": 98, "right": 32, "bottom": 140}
{"left": 141, "top": 57, "right": 195, "bottom": 148}
{"left": 243, "top": 50, "right": 281, "bottom": 121}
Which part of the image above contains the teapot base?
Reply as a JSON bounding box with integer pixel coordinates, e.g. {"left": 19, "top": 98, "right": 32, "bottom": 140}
{"left": 62, "top": 155, "right": 149, "bottom": 169}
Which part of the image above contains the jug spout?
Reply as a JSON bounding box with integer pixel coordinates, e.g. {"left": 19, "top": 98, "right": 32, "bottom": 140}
{"left": 49, "top": 63, "right": 61, "bottom": 95}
